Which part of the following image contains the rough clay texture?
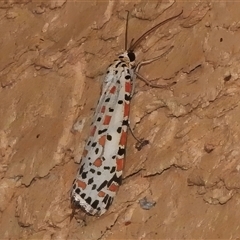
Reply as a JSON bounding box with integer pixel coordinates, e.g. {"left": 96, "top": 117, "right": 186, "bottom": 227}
{"left": 1, "top": 1, "right": 240, "bottom": 239}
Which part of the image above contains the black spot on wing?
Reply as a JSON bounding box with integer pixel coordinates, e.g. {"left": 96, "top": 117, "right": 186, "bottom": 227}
{"left": 107, "top": 135, "right": 112, "bottom": 141}
{"left": 117, "top": 127, "right": 122, "bottom": 133}
{"left": 82, "top": 171, "right": 88, "bottom": 179}
{"left": 118, "top": 147, "right": 125, "bottom": 156}
{"left": 85, "top": 197, "right": 92, "bottom": 205}
{"left": 110, "top": 166, "right": 116, "bottom": 174}
{"left": 103, "top": 194, "right": 109, "bottom": 204}
{"left": 98, "top": 129, "right": 107, "bottom": 135}
{"left": 79, "top": 163, "right": 85, "bottom": 175}
{"left": 107, "top": 173, "right": 122, "bottom": 187}
{"left": 88, "top": 177, "right": 94, "bottom": 185}
{"left": 97, "top": 180, "right": 108, "bottom": 192}
{"left": 75, "top": 188, "right": 80, "bottom": 194}
{"left": 125, "top": 94, "right": 131, "bottom": 101}
{"left": 91, "top": 200, "right": 99, "bottom": 209}
{"left": 106, "top": 196, "right": 113, "bottom": 210}
{"left": 116, "top": 61, "right": 121, "bottom": 68}
{"left": 95, "top": 148, "right": 99, "bottom": 154}
{"left": 80, "top": 193, "right": 86, "bottom": 199}
{"left": 122, "top": 120, "right": 128, "bottom": 126}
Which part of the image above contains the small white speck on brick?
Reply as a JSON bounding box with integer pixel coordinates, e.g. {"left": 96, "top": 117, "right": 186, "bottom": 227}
{"left": 72, "top": 118, "right": 86, "bottom": 133}
{"left": 139, "top": 197, "right": 156, "bottom": 210}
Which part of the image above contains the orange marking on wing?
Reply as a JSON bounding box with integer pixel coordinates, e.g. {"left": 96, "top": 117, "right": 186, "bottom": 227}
{"left": 125, "top": 82, "right": 132, "bottom": 93}
{"left": 98, "top": 191, "right": 106, "bottom": 197}
{"left": 119, "top": 130, "right": 127, "bottom": 146}
{"left": 116, "top": 158, "right": 124, "bottom": 171}
{"left": 124, "top": 103, "right": 130, "bottom": 117}
{"left": 103, "top": 115, "right": 111, "bottom": 125}
{"left": 110, "top": 86, "right": 116, "bottom": 94}
{"left": 101, "top": 106, "right": 106, "bottom": 113}
{"left": 77, "top": 180, "right": 87, "bottom": 190}
{"left": 93, "top": 158, "right": 102, "bottom": 167}
{"left": 109, "top": 183, "right": 119, "bottom": 192}
{"left": 82, "top": 149, "right": 88, "bottom": 157}
{"left": 98, "top": 135, "right": 106, "bottom": 146}
{"left": 91, "top": 126, "right": 97, "bottom": 136}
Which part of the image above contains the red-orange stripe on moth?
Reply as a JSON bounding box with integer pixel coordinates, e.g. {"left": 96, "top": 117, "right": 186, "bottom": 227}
{"left": 101, "top": 106, "right": 106, "bottom": 113}
{"left": 98, "top": 191, "right": 106, "bottom": 197}
{"left": 124, "top": 103, "right": 130, "bottom": 117}
{"left": 116, "top": 158, "right": 124, "bottom": 171}
{"left": 93, "top": 158, "right": 102, "bottom": 167}
{"left": 103, "top": 115, "right": 111, "bottom": 125}
{"left": 119, "top": 130, "right": 127, "bottom": 146}
{"left": 110, "top": 86, "right": 116, "bottom": 94}
{"left": 90, "top": 126, "right": 97, "bottom": 136}
{"left": 109, "top": 183, "right": 119, "bottom": 192}
{"left": 77, "top": 180, "right": 87, "bottom": 190}
{"left": 98, "top": 135, "right": 106, "bottom": 146}
{"left": 125, "top": 82, "right": 132, "bottom": 93}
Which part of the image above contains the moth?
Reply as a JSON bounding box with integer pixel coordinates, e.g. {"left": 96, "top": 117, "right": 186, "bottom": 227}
{"left": 71, "top": 10, "right": 183, "bottom": 216}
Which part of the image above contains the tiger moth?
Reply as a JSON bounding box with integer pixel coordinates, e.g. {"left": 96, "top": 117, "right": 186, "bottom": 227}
{"left": 71, "top": 10, "right": 183, "bottom": 216}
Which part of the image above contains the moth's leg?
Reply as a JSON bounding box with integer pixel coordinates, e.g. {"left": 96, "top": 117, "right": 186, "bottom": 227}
{"left": 128, "top": 120, "right": 149, "bottom": 151}
{"left": 70, "top": 199, "right": 87, "bottom": 225}
{"left": 130, "top": 74, "right": 136, "bottom": 98}
{"left": 135, "top": 46, "right": 176, "bottom": 88}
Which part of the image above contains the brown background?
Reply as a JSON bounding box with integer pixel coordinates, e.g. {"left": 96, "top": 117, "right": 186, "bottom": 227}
{"left": 1, "top": 1, "right": 240, "bottom": 239}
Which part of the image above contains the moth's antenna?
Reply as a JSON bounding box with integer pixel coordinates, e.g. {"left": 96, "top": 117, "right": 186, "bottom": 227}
{"left": 125, "top": 10, "right": 130, "bottom": 51}
{"left": 128, "top": 9, "right": 183, "bottom": 52}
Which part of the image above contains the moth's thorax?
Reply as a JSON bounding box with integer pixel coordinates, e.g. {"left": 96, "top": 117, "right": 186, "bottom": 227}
{"left": 118, "top": 51, "right": 136, "bottom": 69}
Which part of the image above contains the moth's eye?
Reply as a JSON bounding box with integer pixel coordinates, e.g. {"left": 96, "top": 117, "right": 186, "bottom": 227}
{"left": 127, "top": 52, "right": 135, "bottom": 62}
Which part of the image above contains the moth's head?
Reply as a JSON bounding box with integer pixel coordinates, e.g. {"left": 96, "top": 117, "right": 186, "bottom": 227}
{"left": 118, "top": 51, "right": 135, "bottom": 64}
